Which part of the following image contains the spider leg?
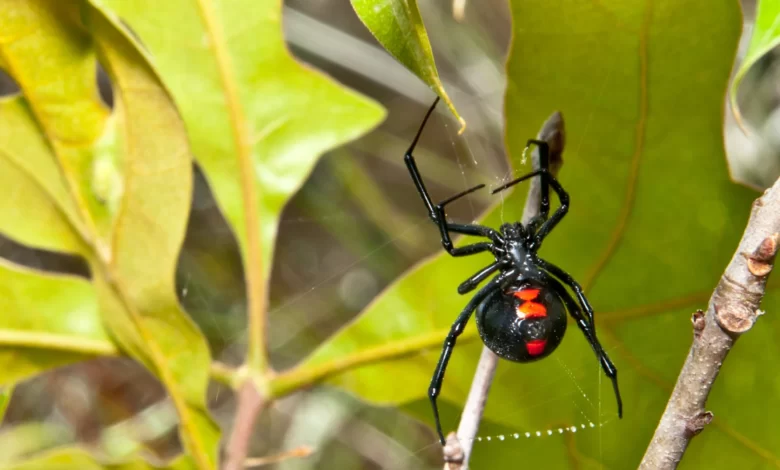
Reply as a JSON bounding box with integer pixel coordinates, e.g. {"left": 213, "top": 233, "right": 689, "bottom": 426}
{"left": 405, "top": 98, "right": 441, "bottom": 219}
{"left": 490, "top": 139, "right": 551, "bottom": 217}
{"left": 492, "top": 171, "right": 569, "bottom": 251}
{"left": 527, "top": 139, "right": 551, "bottom": 221}
{"left": 429, "top": 269, "right": 516, "bottom": 444}
{"left": 404, "top": 98, "right": 504, "bottom": 256}
{"left": 434, "top": 220, "right": 504, "bottom": 257}
{"left": 542, "top": 273, "right": 622, "bottom": 418}
{"left": 447, "top": 223, "right": 503, "bottom": 243}
{"left": 457, "top": 262, "right": 500, "bottom": 294}
{"left": 490, "top": 141, "right": 568, "bottom": 249}
{"left": 531, "top": 172, "right": 568, "bottom": 247}
{"left": 537, "top": 258, "right": 595, "bottom": 327}
{"left": 526, "top": 140, "right": 568, "bottom": 247}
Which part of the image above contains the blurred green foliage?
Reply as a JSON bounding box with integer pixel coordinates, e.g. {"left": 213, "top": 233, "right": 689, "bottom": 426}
{"left": 732, "top": 0, "right": 780, "bottom": 127}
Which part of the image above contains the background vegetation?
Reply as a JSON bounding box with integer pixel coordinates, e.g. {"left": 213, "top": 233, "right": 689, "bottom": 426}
{"left": 0, "top": 0, "right": 779, "bottom": 468}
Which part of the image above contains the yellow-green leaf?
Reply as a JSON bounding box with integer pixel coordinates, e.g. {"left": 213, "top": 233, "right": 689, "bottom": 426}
{"left": 0, "top": 0, "right": 112, "bottom": 240}
{"left": 0, "top": 2, "right": 219, "bottom": 467}
{"left": 93, "top": 0, "right": 385, "bottom": 375}
{"left": 0, "top": 259, "right": 115, "bottom": 387}
{"left": 350, "top": 0, "right": 463, "bottom": 127}
{"left": 0, "top": 385, "right": 11, "bottom": 423}
{"left": 0, "top": 97, "right": 86, "bottom": 255}
{"left": 730, "top": 0, "right": 780, "bottom": 125}
{"left": 87, "top": 7, "right": 219, "bottom": 467}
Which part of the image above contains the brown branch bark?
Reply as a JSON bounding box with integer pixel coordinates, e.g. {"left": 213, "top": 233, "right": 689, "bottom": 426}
{"left": 639, "top": 180, "right": 780, "bottom": 469}
{"left": 442, "top": 111, "right": 566, "bottom": 469}
{"left": 224, "top": 381, "right": 266, "bottom": 470}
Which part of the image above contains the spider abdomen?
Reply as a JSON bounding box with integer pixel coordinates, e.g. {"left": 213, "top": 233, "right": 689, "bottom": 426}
{"left": 475, "top": 281, "right": 567, "bottom": 362}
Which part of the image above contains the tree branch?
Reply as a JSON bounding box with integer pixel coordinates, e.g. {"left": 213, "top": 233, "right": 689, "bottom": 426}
{"left": 224, "top": 381, "right": 266, "bottom": 470}
{"left": 639, "top": 180, "right": 780, "bottom": 469}
{"left": 442, "top": 111, "right": 566, "bottom": 469}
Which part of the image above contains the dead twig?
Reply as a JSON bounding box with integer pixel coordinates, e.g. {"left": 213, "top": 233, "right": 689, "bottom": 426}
{"left": 639, "top": 181, "right": 780, "bottom": 469}
{"left": 224, "top": 381, "right": 266, "bottom": 470}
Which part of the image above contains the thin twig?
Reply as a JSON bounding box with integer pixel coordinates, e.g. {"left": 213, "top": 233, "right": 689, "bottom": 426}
{"left": 639, "top": 180, "right": 780, "bottom": 469}
{"left": 244, "top": 445, "right": 314, "bottom": 468}
{"left": 224, "top": 381, "right": 266, "bottom": 470}
{"left": 442, "top": 112, "right": 566, "bottom": 469}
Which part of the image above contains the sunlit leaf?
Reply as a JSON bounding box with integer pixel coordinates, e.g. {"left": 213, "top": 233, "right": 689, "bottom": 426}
{"left": 0, "top": 97, "right": 88, "bottom": 254}
{"left": 0, "top": 2, "right": 219, "bottom": 466}
{"left": 291, "top": 1, "right": 777, "bottom": 468}
{"left": 0, "top": 0, "right": 113, "bottom": 239}
{"left": 350, "top": 0, "right": 463, "bottom": 127}
{"left": 0, "top": 421, "right": 73, "bottom": 465}
{"left": 0, "top": 259, "right": 115, "bottom": 387}
{"left": 0, "top": 385, "right": 11, "bottom": 424}
{"left": 730, "top": 0, "right": 780, "bottom": 126}
{"left": 0, "top": 446, "right": 193, "bottom": 470}
{"left": 94, "top": 0, "right": 385, "bottom": 374}
{"left": 87, "top": 7, "right": 219, "bottom": 467}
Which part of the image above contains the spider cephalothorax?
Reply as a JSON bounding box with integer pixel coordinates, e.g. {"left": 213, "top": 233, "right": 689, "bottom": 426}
{"left": 405, "top": 98, "right": 622, "bottom": 445}
{"left": 499, "top": 222, "right": 525, "bottom": 239}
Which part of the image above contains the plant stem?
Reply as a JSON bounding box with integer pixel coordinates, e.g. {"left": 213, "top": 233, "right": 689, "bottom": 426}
{"left": 442, "top": 111, "right": 566, "bottom": 469}
{"left": 639, "top": 180, "right": 780, "bottom": 469}
{"left": 209, "top": 361, "right": 239, "bottom": 388}
{"left": 270, "top": 326, "right": 479, "bottom": 399}
{"left": 244, "top": 445, "right": 314, "bottom": 468}
{"left": 224, "top": 381, "right": 267, "bottom": 470}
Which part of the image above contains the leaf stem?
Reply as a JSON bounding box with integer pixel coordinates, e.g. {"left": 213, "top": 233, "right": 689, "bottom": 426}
{"left": 209, "top": 361, "right": 239, "bottom": 388}
{"left": 244, "top": 445, "right": 314, "bottom": 468}
{"left": 0, "top": 331, "right": 118, "bottom": 356}
{"left": 194, "top": 0, "right": 269, "bottom": 376}
{"left": 639, "top": 178, "right": 780, "bottom": 469}
{"left": 269, "top": 326, "right": 479, "bottom": 398}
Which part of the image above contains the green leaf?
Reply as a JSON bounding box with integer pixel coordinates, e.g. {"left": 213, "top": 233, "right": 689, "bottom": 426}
{"left": 87, "top": 7, "right": 219, "bottom": 467}
{"left": 350, "top": 0, "right": 463, "bottom": 128}
{"left": 0, "top": 2, "right": 219, "bottom": 467}
{"left": 0, "top": 447, "right": 194, "bottom": 470}
{"left": 730, "top": 0, "right": 780, "bottom": 125}
{"left": 0, "top": 385, "right": 11, "bottom": 423}
{"left": 0, "top": 0, "right": 113, "bottom": 240}
{"left": 93, "top": 0, "right": 385, "bottom": 375}
{"left": 0, "top": 259, "right": 116, "bottom": 387}
{"left": 288, "top": 1, "right": 780, "bottom": 467}
{"left": 0, "top": 97, "right": 86, "bottom": 255}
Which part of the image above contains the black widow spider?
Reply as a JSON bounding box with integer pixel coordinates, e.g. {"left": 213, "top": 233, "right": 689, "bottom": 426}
{"left": 404, "top": 98, "right": 622, "bottom": 445}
